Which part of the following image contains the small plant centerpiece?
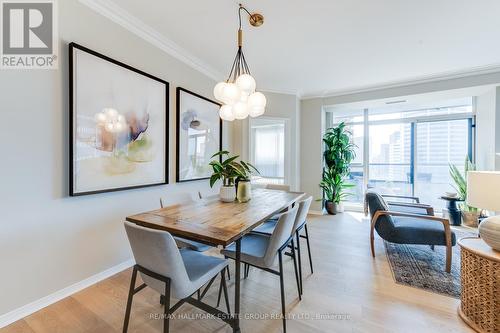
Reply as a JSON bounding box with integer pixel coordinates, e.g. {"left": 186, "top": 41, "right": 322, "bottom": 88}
{"left": 320, "top": 122, "right": 357, "bottom": 214}
{"left": 209, "top": 151, "right": 259, "bottom": 202}
{"left": 449, "top": 156, "right": 479, "bottom": 226}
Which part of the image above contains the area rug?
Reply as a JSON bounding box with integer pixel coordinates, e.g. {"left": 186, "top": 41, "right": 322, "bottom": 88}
{"left": 384, "top": 229, "right": 477, "bottom": 298}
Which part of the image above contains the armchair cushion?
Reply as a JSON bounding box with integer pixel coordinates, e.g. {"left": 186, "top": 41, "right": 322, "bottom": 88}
{"left": 389, "top": 216, "right": 457, "bottom": 246}
{"left": 366, "top": 191, "right": 395, "bottom": 240}
{"left": 387, "top": 204, "right": 432, "bottom": 216}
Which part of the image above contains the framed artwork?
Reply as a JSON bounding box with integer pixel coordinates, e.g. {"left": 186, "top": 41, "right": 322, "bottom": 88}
{"left": 176, "top": 87, "right": 222, "bottom": 182}
{"left": 69, "top": 43, "right": 169, "bottom": 196}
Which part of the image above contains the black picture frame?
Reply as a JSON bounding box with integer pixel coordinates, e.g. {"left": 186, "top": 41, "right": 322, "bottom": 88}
{"left": 69, "top": 42, "right": 169, "bottom": 196}
{"left": 176, "top": 87, "right": 222, "bottom": 183}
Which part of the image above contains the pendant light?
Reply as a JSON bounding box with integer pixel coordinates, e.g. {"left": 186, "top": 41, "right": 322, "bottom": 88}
{"left": 213, "top": 4, "right": 266, "bottom": 121}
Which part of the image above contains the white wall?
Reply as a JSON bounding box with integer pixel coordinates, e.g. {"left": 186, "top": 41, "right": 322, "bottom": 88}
{"left": 0, "top": 0, "right": 231, "bottom": 318}
{"left": 232, "top": 92, "right": 300, "bottom": 190}
{"left": 476, "top": 88, "right": 497, "bottom": 170}
{"left": 300, "top": 74, "right": 500, "bottom": 212}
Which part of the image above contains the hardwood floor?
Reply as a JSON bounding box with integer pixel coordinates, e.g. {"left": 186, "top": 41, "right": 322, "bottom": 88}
{"left": 1, "top": 212, "right": 473, "bottom": 333}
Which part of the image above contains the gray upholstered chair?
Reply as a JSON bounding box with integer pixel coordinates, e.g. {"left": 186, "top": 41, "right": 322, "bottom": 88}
{"left": 252, "top": 196, "right": 313, "bottom": 295}
{"left": 123, "top": 221, "right": 230, "bottom": 333}
{"left": 365, "top": 190, "right": 455, "bottom": 272}
{"left": 221, "top": 206, "right": 301, "bottom": 333}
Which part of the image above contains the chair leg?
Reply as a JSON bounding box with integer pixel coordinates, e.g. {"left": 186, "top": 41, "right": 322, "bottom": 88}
{"left": 278, "top": 250, "right": 287, "bottom": 333}
{"left": 163, "top": 279, "right": 170, "bottom": 333}
{"left": 226, "top": 265, "right": 231, "bottom": 281}
{"left": 123, "top": 266, "right": 138, "bottom": 333}
{"left": 445, "top": 244, "right": 452, "bottom": 273}
{"left": 290, "top": 238, "right": 302, "bottom": 300}
{"left": 216, "top": 271, "right": 223, "bottom": 308}
{"left": 430, "top": 245, "right": 435, "bottom": 251}
{"left": 304, "top": 224, "right": 314, "bottom": 274}
{"left": 370, "top": 226, "right": 375, "bottom": 258}
{"left": 244, "top": 263, "right": 249, "bottom": 279}
{"left": 221, "top": 269, "right": 231, "bottom": 313}
{"left": 295, "top": 231, "right": 303, "bottom": 295}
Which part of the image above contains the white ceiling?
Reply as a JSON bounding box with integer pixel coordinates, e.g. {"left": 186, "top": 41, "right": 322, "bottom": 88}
{"left": 85, "top": 0, "right": 500, "bottom": 98}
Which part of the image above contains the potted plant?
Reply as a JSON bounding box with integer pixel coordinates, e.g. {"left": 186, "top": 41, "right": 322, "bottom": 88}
{"left": 233, "top": 160, "right": 259, "bottom": 203}
{"left": 449, "top": 156, "right": 479, "bottom": 226}
{"left": 209, "top": 151, "right": 259, "bottom": 203}
{"left": 320, "top": 122, "right": 357, "bottom": 214}
{"left": 319, "top": 166, "right": 355, "bottom": 214}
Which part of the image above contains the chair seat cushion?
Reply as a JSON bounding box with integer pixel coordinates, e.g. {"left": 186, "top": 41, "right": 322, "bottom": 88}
{"left": 180, "top": 249, "right": 228, "bottom": 292}
{"left": 389, "top": 217, "right": 457, "bottom": 246}
{"left": 174, "top": 237, "right": 211, "bottom": 252}
{"left": 221, "top": 233, "right": 271, "bottom": 268}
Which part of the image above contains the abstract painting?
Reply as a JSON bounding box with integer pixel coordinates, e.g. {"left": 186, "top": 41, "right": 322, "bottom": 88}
{"left": 69, "top": 43, "right": 168, "bottom": 196}
{"left": 176, "top": 87, "right": 221, "bottom": 182}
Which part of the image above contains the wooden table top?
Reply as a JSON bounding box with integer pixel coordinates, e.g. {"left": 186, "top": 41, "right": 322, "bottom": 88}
{"left": 126, "top": 188, "right": 305, "bottom": 246}
{"left": 458, "top": 237, "right": 500, "bottom": 263}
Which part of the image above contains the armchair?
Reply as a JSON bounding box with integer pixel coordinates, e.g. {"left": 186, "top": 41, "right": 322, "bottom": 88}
{"left": 365, "top": 190, "right": 455, "bottom": 273}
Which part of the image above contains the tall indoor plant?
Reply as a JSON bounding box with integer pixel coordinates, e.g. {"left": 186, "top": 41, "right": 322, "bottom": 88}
{"left": 319, "top": 166, "right": 355, "bottom": 214}
{"left": 209, "top": 151, "right": 259, "bottom": 202}
{"left": 320, "top": 122, "right": 357, "bottom": 214}
{"left": 449, "top": 156, "right": 479, "bottom": 226}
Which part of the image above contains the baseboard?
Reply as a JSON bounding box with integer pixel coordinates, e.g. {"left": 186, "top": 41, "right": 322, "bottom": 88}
{"left": 0, "top": 258, "right": 135, "bottom": 328}
{"left": 308, "top": 210, "right": 325, "bottom": 215}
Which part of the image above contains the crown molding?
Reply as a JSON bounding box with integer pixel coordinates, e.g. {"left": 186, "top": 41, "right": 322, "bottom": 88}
{"left": 300, "top": 63, "right": 500, "bottom": 100}
{"left": 79, "top": 0, "right": 223, "bottom": 82}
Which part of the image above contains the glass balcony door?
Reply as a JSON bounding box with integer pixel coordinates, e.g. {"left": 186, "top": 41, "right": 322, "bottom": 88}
{"left": 414, "top": 119, "right": 471, "bottom": 208}
{"left": 367, "top": 123, "right": 413, "bottom": 197}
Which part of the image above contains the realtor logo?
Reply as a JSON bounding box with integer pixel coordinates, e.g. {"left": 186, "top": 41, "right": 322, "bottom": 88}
{"left": 1, "top": 0, "right": 58, "bottom": 69}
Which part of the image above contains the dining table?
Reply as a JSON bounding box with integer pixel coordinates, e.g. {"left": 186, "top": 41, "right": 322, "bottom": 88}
{"left": 126, "top": 187, "right": 305, "bottom": 333}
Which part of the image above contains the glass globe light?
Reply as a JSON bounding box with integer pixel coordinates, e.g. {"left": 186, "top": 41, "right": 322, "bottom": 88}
{"left": 221, "top": 83, "right": 241, "bottom": 105}
{"left": 248, "top": 92, "right": 266, "bottom": 108}
{"left": 219, "top": 105, "right": 235, "bottom": 121}
{"left": 235, "top": 74, "right": 256, "bottom": 95}
{"left": 213, "top": 82, "right": 226, "bottom": 102}
{"left": 104, "top": 108, "right": 118, "bottom": 120}
{"left": 239, "top": 92, "right": 249, "bottom": 103}
{"left": 233, "top": 101, "right": 249, "bottom": 119}
{"left": 249, "top": 106, "right": 265, "bottom": 118}
{"left": 94, "top": 112, "right": 106, "bottom": 124}
{"left": 114, "top": 122, "right": 124, "bottom": 132}
{"left": 105, "top": 122, "right": 114, "bottom": 132}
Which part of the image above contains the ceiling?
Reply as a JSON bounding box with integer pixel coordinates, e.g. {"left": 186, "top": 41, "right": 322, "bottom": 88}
{"left": 85, "top": 0, "right": 500, "bottom": 98}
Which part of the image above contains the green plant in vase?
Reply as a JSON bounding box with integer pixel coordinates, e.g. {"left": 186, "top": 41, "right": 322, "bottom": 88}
{"left": 320, "top": 122, "right": 357, "bottom": 214}
{"left": 449, "top": 155, "right": 479, "bottom": 226}
{"left": 319, "top": 166, "right": 355, "bottom": 214}
{"left": 209, "top": 151, "right": 259, "bottom": 202}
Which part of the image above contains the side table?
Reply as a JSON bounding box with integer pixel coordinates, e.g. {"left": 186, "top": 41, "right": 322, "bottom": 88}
{"left": 440, "top": 196, "right": 463, "bottom": 226}
{"left": 458, "top": 237, "right": 500, "bottom": 333}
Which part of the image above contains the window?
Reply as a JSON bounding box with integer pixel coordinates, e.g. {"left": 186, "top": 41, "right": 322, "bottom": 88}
{"left": 325, "top": 97, "right": 474, "bottom": 210}
{"left": 250, "top": 118, "right": 288, "bottom": 185}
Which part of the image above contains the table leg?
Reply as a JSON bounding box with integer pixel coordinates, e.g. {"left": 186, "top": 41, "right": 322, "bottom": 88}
{"left": 233, "top": 238, "right": 241, "bottom": 333}
{"left": 447, "top": 200, "right": 462, "bottom": 226}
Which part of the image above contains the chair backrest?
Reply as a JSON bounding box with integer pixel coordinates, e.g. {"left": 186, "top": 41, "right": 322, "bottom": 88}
{"left": 364, "top": 190, "right": 395, "bottom": 240}
{"left": 292, "top": 196, "right": 313, "bottom": 233}
{"left": 160, "top": 192, "right": 197, "bottom": 208}
{"left": 124, "top": 221, "right": 192, "bottom": 299}
{"left": 266, "top": 184, "right": 291, "bottom": 192}
{"left": 262, "top": 205, "right": 299, "bottom": 267}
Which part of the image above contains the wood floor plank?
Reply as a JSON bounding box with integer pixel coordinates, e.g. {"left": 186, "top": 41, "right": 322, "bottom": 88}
{"left": 1, "top": 212, "right": 474, "bottom": 333}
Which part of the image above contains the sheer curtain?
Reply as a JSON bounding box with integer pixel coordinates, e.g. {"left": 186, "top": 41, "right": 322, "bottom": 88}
{"left": 250, "top": 120, "right": 285, "bottom": 185}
